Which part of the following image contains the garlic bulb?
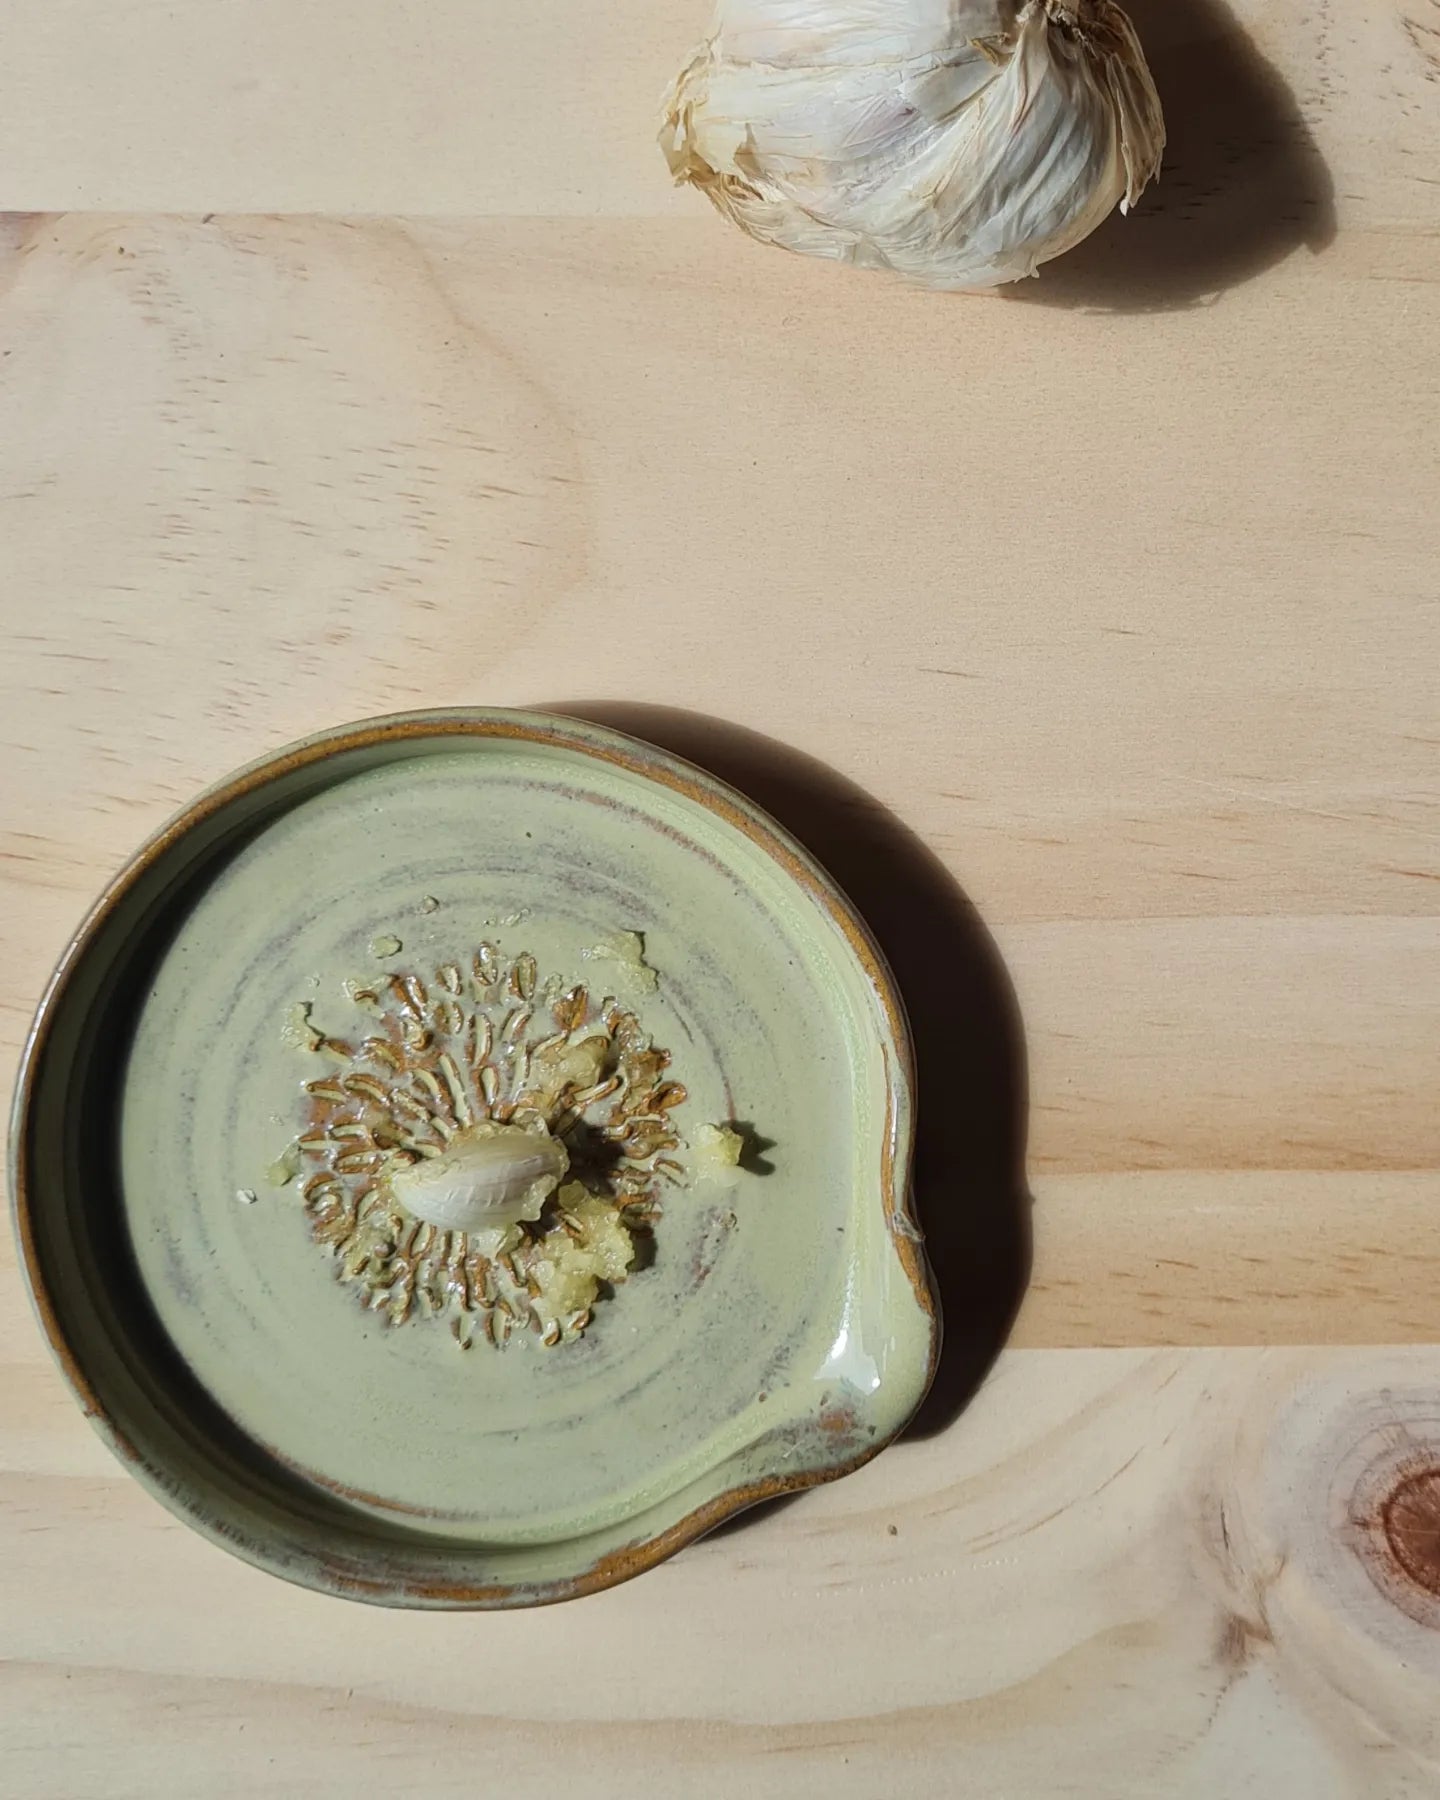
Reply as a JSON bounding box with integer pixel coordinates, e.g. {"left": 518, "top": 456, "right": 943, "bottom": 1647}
{"left": 389, "top": 1121, "right": 568, "bottom": 1237}
{"left": 660, "top": 0, "right": 1165, "bottom": 290}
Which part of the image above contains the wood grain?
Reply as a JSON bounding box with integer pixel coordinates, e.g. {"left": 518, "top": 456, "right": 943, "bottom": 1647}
{"left": 2, "top": 206, "right": 1435, "bottom": 1338}
{"left": 1, "top": 0, "right": 1438, "bottom": 1790}
{"left": 5, "top": 1348, "right": 1440, "bottom": 1797}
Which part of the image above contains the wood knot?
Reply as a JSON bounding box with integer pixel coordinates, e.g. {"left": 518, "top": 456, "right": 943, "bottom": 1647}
{"left": 1216, "top": 1610, "right": 1272, "bottom": 1669}
{"left": 1348, "top": 1441, "right": 1440, "bottom": 1629}
{"left": 1380, "top": 1468, "right": 1440, "bottom": 1600}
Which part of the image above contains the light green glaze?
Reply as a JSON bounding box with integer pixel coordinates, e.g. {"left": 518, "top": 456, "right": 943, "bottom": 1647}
{"left": 14, "top": 711, "right": 936, "bottom": 1606}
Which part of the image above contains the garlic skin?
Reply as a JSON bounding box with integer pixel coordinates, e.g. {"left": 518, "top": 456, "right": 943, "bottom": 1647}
{"left": 388, "top": 1122, "right": 568, "bottom": 1238}
{"left": 660, "top": 0, "right": 1165, "bottom": 290}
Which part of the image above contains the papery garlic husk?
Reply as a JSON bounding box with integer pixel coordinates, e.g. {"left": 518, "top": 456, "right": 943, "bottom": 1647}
{"left": 660, "top": 0, "right": 1165, "bottom": 290}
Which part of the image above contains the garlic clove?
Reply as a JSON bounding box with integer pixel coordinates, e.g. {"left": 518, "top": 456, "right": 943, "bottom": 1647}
{"left": 389, "top": 1122, "right": 568, "bottom": 1236}
{"left": 661, "top": 0, "right": 1165, "bottom": 291}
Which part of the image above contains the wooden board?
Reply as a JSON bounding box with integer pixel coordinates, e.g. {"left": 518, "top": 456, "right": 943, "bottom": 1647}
{"left": 1, "top": 0, "right": 1438, "bottom": 1793}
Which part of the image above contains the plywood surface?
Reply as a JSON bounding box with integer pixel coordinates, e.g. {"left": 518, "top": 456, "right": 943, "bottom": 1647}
{"left": 1, "top": 0, "right": 1437, "bottom": 1793}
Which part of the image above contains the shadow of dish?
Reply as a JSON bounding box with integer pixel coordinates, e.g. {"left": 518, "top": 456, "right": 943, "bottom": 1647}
{"left": 546, "top": 703, "right": 1031, "bottom": 1448}
{"left": 1010, "top": 0, "right": 1336, "bottom": 312}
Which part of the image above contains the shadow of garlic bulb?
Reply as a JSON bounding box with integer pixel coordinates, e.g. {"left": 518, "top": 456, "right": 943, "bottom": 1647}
{"left": 295, "top": 949, "right": 687, "bottom": 1348}
{"left": 660, "top": 0, "right": 1165, "bottom": 290}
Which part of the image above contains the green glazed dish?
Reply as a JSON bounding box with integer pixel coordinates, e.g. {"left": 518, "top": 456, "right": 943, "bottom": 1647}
{"left": 10, "top": 709, "right": 938, "bottom": 1607}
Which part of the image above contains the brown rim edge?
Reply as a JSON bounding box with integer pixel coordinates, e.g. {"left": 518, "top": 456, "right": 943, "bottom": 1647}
{"left": 8, "top": 707, "right": 941, "bottom": 1609}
